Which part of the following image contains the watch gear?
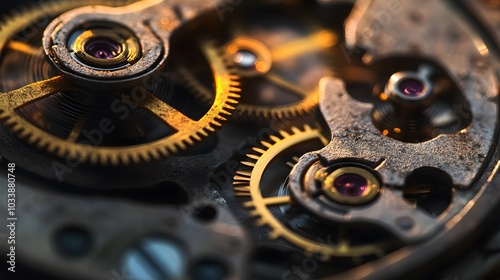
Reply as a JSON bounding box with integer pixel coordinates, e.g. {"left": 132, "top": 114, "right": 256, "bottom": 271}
{"left": 175, "top": 2, "right": 338, "bottom": 119}
{"left": 234, "top": 125, "right": 400, "bottom": 260}
{"left": 0, "top": 0, "right": 241, "bottom": 165}
{"left": 1, "top": 0, "right": 500, "bottom": 279}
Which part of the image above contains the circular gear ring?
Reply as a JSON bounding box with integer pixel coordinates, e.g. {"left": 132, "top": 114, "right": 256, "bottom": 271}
{"left": 0, "top": 0, "right": 241, "bottom": 165}
{"left": 233, "top": 125, "right": 397, "bottom": 259}
{"left": 175, "top": 5, "right": 337, "bottom": 120}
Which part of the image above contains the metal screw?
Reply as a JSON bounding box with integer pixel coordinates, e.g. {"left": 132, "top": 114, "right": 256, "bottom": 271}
{"left": 122, "top": 237, "right": 185, "bottom": 280}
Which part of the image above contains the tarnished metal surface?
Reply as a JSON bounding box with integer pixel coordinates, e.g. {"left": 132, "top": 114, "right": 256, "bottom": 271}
{"left": 0, "top": 173, "right": 251, "bottom": 280}
{"left": 0, "top": 0, "right": 500, "bottom": 279}
{"left": 340, "top": 0, "right": 497, "bottom": 188}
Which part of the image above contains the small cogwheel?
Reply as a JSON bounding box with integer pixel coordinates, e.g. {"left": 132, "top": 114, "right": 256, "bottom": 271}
{"left": 175, "top": 4, "right": 338, "bottom": 120}
{"left": 0, "top": 0, "right": 241, "bottom": 165}
{"left": 234, "top": 125, "right": 399, "bottom": 260}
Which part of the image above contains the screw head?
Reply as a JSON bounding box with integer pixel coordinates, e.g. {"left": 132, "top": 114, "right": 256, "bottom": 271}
{"left": 122, "top": 237, "right": 186, "bottom": 280}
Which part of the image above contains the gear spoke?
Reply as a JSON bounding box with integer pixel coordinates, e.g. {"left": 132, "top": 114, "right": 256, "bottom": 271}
{"left": 0, "top": 76, "right": 68, "bottom": 110}
{"left": 262, "top": 196, "right": 292, "bottom": 206}
{"left": 0, "top": 1, "right": 240, "bottom": 165}
{"left": 265, "top": 72, "right": 308, "bottom": 98}
{"left": 67, "top": 118, "right": 87, "bottom": 143}
{"left": 7, "top": 41, "right": 42, "bottom": 56}
{"left": 138, "top": 91, "right": 198, "bottom": 130}
{"left": 270, "top": 30, "right": 337, "bottom": 62}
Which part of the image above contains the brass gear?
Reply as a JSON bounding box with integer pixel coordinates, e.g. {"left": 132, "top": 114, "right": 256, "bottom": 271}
{"left": 0, "top": 0, "right": 241, "bottom": 165}
{"left": 175, "top": 5, "right": 337, "bottom": 119}
{"left": 234, "top": 125, "right": 397, "bottom": 260}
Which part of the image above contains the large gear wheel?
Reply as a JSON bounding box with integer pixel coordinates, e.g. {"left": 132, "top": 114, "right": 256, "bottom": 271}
{"left": 234, "top": 125, "right": 401, "bottom": 260}
{"left": 174, "top": 2, "right": 338, "bottom": 119}
{"left": 0, "top": 0, "right": 241, "bottom": 165}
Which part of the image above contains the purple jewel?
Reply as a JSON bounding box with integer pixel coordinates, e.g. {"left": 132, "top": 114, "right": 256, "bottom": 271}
{"left": 398, "top": 78, "right": 425, "bottom": 97}
{"left": 84, "top": 37, "right": 121, "bottom": 59}
{"left": 333, "top": 173, "right": 368, "bottom": 197}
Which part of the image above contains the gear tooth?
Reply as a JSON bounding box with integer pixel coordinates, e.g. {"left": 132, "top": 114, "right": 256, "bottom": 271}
{"left": 252, "top": 147, "right": 266, "bottom": 154}
{"left": 260, "top": 141, "right": 272, "bottom": 148}
{"left": 4, "top": 117, "right": 17, "bottom": 126}
{"left": 17, "top": 128, "right": 29, "bottom": 138}
{"left": 73, "top": 152, "right": 86, "bottom": 165}
{"left": 167, "top": 145, "right": 178, "bottom": 154}
{"left": 26, "top": 132, "right": 38, "bottom": 144}
{"left": 87, "top": 152, "right": 98, "bottom": 165}
{"left": 235, "top": 170, "right": 252, "bottom": 177}
{"left": 241, "top": 161, "right": 256, "bottom": 167}
{"left": 279, "top": 130, "right": 290, "bottom": 138}
{"left": 269, "top": 135, "right": 281, "bottom": 143}
{"left": 223, "top": 104, "right": 236, "bottom": 110}
{"left": 36, "top": 140, "right": 48, "bottom": 151}
{"left": 229, "top": 87, "right": 241, "bottom": 93}
{"left": 46, "top": 142, "right": 56, "bottom": 153}
{"left": 65, "top": 149, "right": 76, "bottom": 160}
{"left": 205, "top": 126, "right": 216, "bottom": 132}
{"left": 89, "top": 154, "right": 100, "bottom": 165}
{"left": 219, "top": 109, "right": 231, "bottom": 115}
{"left": 291, "top": 127, "right": 301, "bottom": 134}
{"left": 246, "top": 154, "right": 260, "bottom": 160}
{"left": 215, "top": 115, "right": 227, "bottom": 121}
{"left": 235, "top": 192, "right": 251, "bottom": 197}
{"left": 225, "top": 98, "right": 238, "bottom": 104}
{"left": 234, "top": 186, "right": 251, "bottom": 193}
{"left": 191, "top": 133, "right": 202, "bottom": 141}
{"left": 234, "top": 180, "right": 250, "bottom": 186}
{"left": 158, "top": 147, "right": 169, "bottom": 157}
{"left": 129, "top": 153, "right": 140, "bottom": 164}
{"left": 139, "top": 151, "right": 150, "bottom": 162}
{"left": 122, "top": 154, "right": 132, "bottom": 165}
{"left": 184, "top": 137, "right": 195, "bottom": 146}
{"left": 198, "top": 129, "right": 209, "bottom": 137}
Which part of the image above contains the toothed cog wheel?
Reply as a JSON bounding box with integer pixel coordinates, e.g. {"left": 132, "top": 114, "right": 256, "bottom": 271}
{"left": 0, "top": 0, "right": 240, "bottom": 165}
{"left": 234, "top": 125, "right": 402, "bottom": 260}
{"left": 175, "top": 3, "right": 338, "bottom": 120}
